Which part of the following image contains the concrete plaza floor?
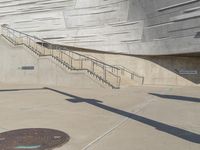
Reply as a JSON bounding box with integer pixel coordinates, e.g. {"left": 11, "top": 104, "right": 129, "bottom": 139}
{"left": 0, "top": 84, "right": 199, "bottom": 150}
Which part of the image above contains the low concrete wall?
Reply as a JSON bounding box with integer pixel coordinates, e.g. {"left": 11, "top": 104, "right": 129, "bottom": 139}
{"left": 0, "top": 37, "right": 103, "bottom": 88}
{"left": 76, "top": 50, "right": 200, "bottom": 86}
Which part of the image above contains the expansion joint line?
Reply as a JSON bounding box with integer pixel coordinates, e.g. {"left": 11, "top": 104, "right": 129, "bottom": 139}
{"left": 81, "top": 96, "right": 154, "bottom": 150}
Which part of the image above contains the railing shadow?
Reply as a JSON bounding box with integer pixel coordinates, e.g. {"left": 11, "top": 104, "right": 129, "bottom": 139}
{"left": 149, "top": 93, "right": 200, "bottom": 103}
{"left": 0, "top": 88, "right": 43, "bottom": 92}
{"left": 45, "top": 87, "right": 200, "bottom": 144}
{"left": 0, "top": 87, "right": 199, "bottom": 143}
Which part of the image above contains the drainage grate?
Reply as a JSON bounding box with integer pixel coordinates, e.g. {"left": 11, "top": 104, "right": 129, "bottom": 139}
{"left": 0, "top": 128, "right": 70, "bottom": 150}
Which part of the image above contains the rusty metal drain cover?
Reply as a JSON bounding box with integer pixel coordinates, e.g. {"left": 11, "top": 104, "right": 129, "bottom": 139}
{"left": 0, "top": 128, "right": 70, "bottom": 150}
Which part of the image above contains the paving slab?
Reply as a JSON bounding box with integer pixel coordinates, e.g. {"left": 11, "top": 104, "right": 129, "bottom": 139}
{"left": 0, "top": 84, "right": 199, "bottom": 150}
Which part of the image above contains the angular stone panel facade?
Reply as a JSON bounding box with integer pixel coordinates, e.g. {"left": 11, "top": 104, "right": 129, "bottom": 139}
{"left": 0, "top": 0, "right": 200, "bottom": 55}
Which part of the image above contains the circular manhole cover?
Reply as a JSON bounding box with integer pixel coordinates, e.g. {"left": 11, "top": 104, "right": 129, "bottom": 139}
{"left": 0, "top": 128, "right": 70, "bottom": 150}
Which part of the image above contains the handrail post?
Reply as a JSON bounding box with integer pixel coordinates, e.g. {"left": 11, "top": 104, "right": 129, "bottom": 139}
{"left": 142, "top": 77, "right": 144, "bottom": 85}
{"left": 12, "top": 30, "right": 14, "bottom": 43}
{"left": 81, "top": 59, "right": 83, "bottom": 69}
{"left": 118, "top": 77, "right": 121, "bottom": 88}
{"left": 1, "top": 27, "right": 4, "bottom": 36}
{"left": 19, "top": 32, "right": 21, "bottom": 44}
{"left": 2, "top": 27, "right": 4, "bottom": 35}
{"left": 27, "top": 36, "right": 29, "bottom": 47}
{"left": 36, "top": 39, "right": 38, "bottom": 52}
{"left": 91, "top": 61, "right": 94, "bottom": 72}
{"left": 7, "top": 29, "right": 9, "bottom": 38}
{"left": 12, "top": 30, "right": 15, "bottom": 43}
{"left": 70, "top": 57, "right": 73, "bottom": 68}
{"left": 8, "top": 29, "right": 10, "bottom": 39}
{"left": 1, "top": 27, "right": 3, "bottom": 35}
{"left": 79, "top": 55, "right": 81, "bottom": 69}
{"left": 8, "top": 29, "right": 11, "bottom": 39}
{"left": 42, "top": 42, "right": 45, "bottom": 55}
{"left": 131, "top": 74, "right": 134, "bottom": 80}
{"left": 60, "top": 50, "right": 63, "bottom": 60}
{"left": 58, "top": 48, "right": 60, "bottom": 59}
{"left": 103, "top": 66, "right": 106, "bottom": 81}
{"left": 34, "top": 37, "right": 36, "bottom": 51}
{"left": 52, "top": 48, "right": 54, "bottom": 56}
{"left": 12, "top": 31, "right": 17, "bottom": 44}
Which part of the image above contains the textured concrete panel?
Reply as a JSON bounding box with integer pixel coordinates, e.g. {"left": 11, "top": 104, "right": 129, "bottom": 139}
{"left": 0, "top": 0, "right": 200, "bottom": 55}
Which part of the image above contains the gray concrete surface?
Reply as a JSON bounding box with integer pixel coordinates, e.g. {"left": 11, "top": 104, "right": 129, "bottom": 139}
{"left": 0, "top": 84, "right": 199, "bottom": 150}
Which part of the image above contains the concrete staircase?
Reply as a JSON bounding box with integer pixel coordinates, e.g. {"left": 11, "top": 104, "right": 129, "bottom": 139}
{"left": 1, "top": 25, "right": 144, "bottom": 88}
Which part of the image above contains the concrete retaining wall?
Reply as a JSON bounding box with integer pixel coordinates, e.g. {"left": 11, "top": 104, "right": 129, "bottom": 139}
{"left": 76, "top": 50, "right": 200, "bottom": 86}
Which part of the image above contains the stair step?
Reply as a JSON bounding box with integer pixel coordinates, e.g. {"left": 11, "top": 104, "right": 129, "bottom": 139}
{"left": 1, "top": 32, "right": 120, "bottom": 89}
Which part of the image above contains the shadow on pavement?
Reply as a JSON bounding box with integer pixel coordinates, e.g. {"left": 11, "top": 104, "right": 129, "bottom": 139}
{"left": 149, "top": 93, "right": 200, "bottom": 103}
{"left": 0, "top": 87, "right": 199, "bottom": 143}
{"left": 45, "top": 87, "right": 200, "bottom": 144}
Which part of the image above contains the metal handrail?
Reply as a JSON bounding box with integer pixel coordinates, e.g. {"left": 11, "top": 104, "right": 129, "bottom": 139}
{"left": 4, "top": 25, "right": 119, "bottom": 71}
{"left": 53, "top": 51, "right": 121, "bottom": 87}
{"left": 1, "top": 25, "right": 121, "bottom": 88}
{"left": 59, "top": 51, "right": 120, "bottom": 78}
{"left": 114, "top": 65, "right": 143, "bottom": 78}
{"left": 114, "top": 65, "right": 144, "bottom": 84}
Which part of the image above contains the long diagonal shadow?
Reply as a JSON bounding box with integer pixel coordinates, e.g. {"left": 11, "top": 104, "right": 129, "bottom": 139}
{"left": 149, "top": 93, "right": 200, "bottom": 103}
{"left": 45, "top": 87, "right": 200, "bottom": 144}
{"left": 0, "top": 88, "right": 44, "bottom": 92}
{"left": 0, "top": 87, "right": 199, "bottom": 143}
